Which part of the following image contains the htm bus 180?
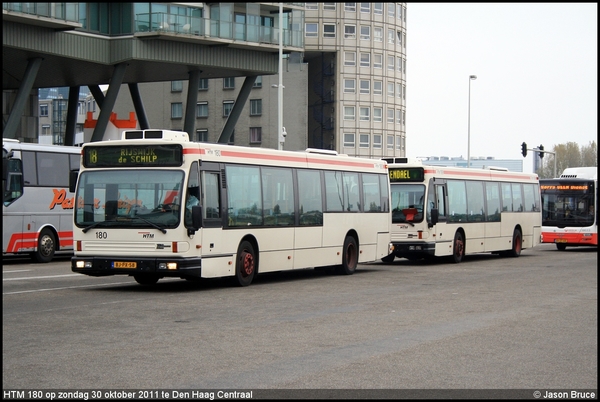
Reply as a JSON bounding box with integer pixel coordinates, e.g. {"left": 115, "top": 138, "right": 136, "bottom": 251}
{"left": 382, "top": 158, "right": 542, "bottom": 263}
{"left": 71, "top": 129, "right": 392, "bottom": 286}
{"left": 540, "top": 167, "right": 597, "bottom": 250}
{"left": 3, "top": 138, "right": 81, "bottom": 262}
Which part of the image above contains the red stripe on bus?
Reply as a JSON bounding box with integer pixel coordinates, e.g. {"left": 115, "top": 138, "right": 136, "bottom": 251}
{"left": 7, "top": 231, "right": 73, "bottom": 253}
{"left": 183, "top": 148, "right": 379, "bottom": 169}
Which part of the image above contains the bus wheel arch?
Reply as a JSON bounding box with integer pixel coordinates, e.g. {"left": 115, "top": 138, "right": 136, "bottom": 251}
{"left": 32, "top": 226, "right": 57, "bottom": 263}
{"left": 451, "top": 229, "right": 465, "bottom": 264}
{"left": 556, "top": 243, "right": 567, "bottom": 251}
{"left": 338, "top": 231, "right": 359, "bottom": 275}
{"left": 234, "top": 236, "right": 259, "bottom": 287}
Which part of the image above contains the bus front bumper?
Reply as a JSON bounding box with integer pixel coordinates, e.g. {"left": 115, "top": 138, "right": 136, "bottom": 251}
{"left": 71, "top": 256, "right": 202, "bottom": 278}
{"left": 391, "top": 241, "right": 436, "bottom": 258}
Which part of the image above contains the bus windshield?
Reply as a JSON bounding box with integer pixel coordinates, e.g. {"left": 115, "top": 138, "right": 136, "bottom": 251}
{"left": 74, "top": 169, "right": 184, "bottom": 230}
{"left": 390, "top": 183, "right": 425, "bottom": 223}
{"left": 542, "top": 189, "right": 595, "bottom": 228}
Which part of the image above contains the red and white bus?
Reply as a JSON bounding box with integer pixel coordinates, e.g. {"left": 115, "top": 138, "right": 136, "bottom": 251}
{"left": 382, "top": 158, "right": 542, "bottom": 263}
{"left": 3, "top": 138, "right": 81, "bottom": 262}
{"left": 71, "top": 129, "right": 392, "bottom": 286}
{"left": 540, "top": 167, "right": 597, "bottom": 250}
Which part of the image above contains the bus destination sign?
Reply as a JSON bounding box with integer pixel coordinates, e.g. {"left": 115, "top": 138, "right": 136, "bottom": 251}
{"left": 83, "top": 144, "right": 184, "bottom": 168}
{"left": 389, "top": 167, "right": 425, "bottom": 182}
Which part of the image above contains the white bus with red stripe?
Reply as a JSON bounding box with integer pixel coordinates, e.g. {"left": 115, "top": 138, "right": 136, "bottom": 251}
{"left": 382, "top": 158, "right": 542, "bottom": 263}
{"left": 540, "top": 167, "right": 597, "bottom": 250}
{"left": 71, "top": 129, "right": 392, "bottom": 286}
{"left": 3, "top": 138, "right": 81, "bottom": 262}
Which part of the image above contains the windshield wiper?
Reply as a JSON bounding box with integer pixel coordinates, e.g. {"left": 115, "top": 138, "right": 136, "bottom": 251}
{"left": 131, "top": 216, "right": 167, "bottom": 234}
{"left": 82, "top": 221, "right": 114, "bottom": 233}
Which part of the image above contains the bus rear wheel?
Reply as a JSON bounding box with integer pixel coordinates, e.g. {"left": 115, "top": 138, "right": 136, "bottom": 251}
{"left": 451, "top": 231, "right": 464, "bottom": 264}
{"left": 32, "top": 228, "right": 56, "bottom": 263}
{"left": 235, "top": 240, "right": 256, "bottom": 287}
{"left": 337, "top": 235, "right": 358, "bottom": 275}
{"left": 506, "top": 228, "right": 522, "bottom": 257}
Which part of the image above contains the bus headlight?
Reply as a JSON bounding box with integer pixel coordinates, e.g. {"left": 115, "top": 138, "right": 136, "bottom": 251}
{"left": 158, "top": 262, "right": 178, "bottom": 270}
{"left": 75, "top": 260, "right": 92, "bottom": 268}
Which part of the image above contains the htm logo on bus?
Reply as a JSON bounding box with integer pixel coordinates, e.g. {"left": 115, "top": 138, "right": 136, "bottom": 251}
{"left": 139, "top": 232, "right": 154, "bottom": 239}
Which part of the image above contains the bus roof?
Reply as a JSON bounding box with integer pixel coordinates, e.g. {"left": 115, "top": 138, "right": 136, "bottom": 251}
{"left": 560, "top": 167, "right": 597, "bottom": 180}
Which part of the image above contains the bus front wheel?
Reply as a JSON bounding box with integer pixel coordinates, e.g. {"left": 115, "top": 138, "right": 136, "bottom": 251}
{"left": 32, "top": 228, "right": 56, "bottom": 263}
{"left": 451, "top": 231, "right": 464, "bottom": 264}
{"left": 235, "top": 240, "right": 256, "bottom": 287}
{"left": 556, "top": 243, "right": 567, "bottom": 251}
{"left": 338, "top": 235, "right": 358, "bottom": 275}
{"left": 134, "top": 275, "right": 159, "bottom": 285}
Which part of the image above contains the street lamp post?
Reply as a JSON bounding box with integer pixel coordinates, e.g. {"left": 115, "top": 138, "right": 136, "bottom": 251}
{"left": 467, "top": 75, "right": 477, "bottom": 168}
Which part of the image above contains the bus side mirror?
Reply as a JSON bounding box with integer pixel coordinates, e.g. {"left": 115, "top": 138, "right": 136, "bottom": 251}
{"left": 191, "top": 205, "right": 203, "bottom": 230}
{"left": 430, "top": 208, "right": 439, "bottom": 227}
{"left": 69, "top": 170, "right": 79, "bottom": 193}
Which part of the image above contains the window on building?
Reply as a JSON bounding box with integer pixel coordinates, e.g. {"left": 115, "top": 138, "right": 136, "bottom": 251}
{"left": 387, "top": 135, "right": 394, "bottom": 149}
{"left": 344, "top": 106, "right": 355, "bottom": 120}
{"left": 323, "top": 3, "right": 336, "bottom": 11}
{"left": 373, "top": 107, "right": 382, "bottom": 122}
{"left": 397, "top": 109, "right": 402, "bottom": 124}
{"left": 305, "top": 23, "right": 318, "bottom": 37}
{"left": 359, "top": 80, "right": 370, "bottom": 94}
{"left": 196, "top": 129, "right": 208, "bottom": 142}
{"left": 196, "top": 101, "right": 208, "bottom": 118}
{"left": 323, "top": 24, "right": 336, "bottom": 38}
{"left": 374, "top": 81, "right": 383, "bottom": 95}
{"left": 343, "top": 133, "right": 355, "bottom": 147}
{"left": 250, "top": 99, "right": 262, "bottom": 116}
{"left": 374, "top": 54, "right": 383, "bottom": 69}
{"left": 198, "top": 78, "right": 209, "bottom": 90}
{"left": 305, "top": 3, "right": 318, "bottom": 10}
{"left": 387, "top": 109, "right": 394, "bottom": 123}
{"left": 252, "top": 76, "right": 262, "bottom": 88}
{"left": 250, "top": 127, "right": 262, "bottom": 143}
{"left": 344, "top": 51, "right": 356, "bottom": 66}
{"left": 397, "top": 4, "right": 403, "bottom": 20}
{"left": 345, "top": 3, "right": 356, "bottom": 12}
{"left": 387, "top": 82, "right": 394, "bottom": 97}
{"left": 171, "top": 80, "right": 183, "bottom": 92}
{"left": 397, "top": 83, "right": 402, "bottom": 98}
{"left": 373, "top": 134, "right": 382, "bottom": 149}
{"left": 388, "top": 55, "right": 394, "bottom": 70}
{"left": 374, "top": 27, "right": 382, "bottom": 42}
{"left": 388, "top": 29, "right": 394, "bottom": 44}
{"left": 223, "top": 77, "right": 235, "bottom": 89}
{"left": 344, "top": 79, "right": 356, "bottom": 93}
{"left": 403, "top": 85, "right": 406, "bottom": 100}
{"left": 397, "top": 31, "right": 403, "bottom": 47}
{"left": 360, "top": 3, "right": 370, "bottom": 13}
{"left": 223, "top": 101, "right": 234, "bottom": 117}
{"left": 360, "top": 53, "right": 370, "bottom": 67}
{"left": 360, "top": 107, "right": 370, "bottom": 121}
{"left": 171, "top": 103, "right": 183, "bottom": 119}
{"left": 397, "top": 57, "right": 403, "bottom": 73}
{"left": 359, "top": 134, "right": 370, "bottom": 148}
{"left": 373, "top": 3, "right": 383, "bottom": 15}
{"left": 41, "top": 125, "right": 51, "bottom": 135}
{"left": 360, "top": 25, "right": 370, "bottom": 40}
{"left": 402, "top": 110, "right": 406, "bottom": 126}
{"left": 388, "top": 3, "right": 395, "bottom": 18}
{"left": 40, "top": 104, "right": 49, "bottom": 117}
{"left": 344, "top": 25, "right": 356, "bottom": 39}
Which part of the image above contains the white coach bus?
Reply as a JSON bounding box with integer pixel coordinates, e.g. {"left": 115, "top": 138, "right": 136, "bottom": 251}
{"left": 3, "top": 138, "right": 81, "bottom": 262}
{"left": 71, "top": 129, "right": 392, "bottom": 286}
{"left": 382, "top": 158, "right": 542, "bottom": 263}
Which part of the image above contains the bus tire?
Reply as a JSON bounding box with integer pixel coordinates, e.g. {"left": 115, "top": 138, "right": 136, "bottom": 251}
{"left": 338, "top": 235, "right": 358, "bottom": 275}
{"left": 32, "top": 228, "right": 56, "bottom": 263}
{"left": 506, "top": 228, "right": 522, "bottom": 257}
{"left": 235, "top": 240, "right": 256, "bottom": 287}
{"left": 556, "top": 243, "right": 567, "bottom": 251}
{"left": 134, "top": 275, "right": 159, "bottom": 285}
{"left": 451, "top": 231, "right": 464, "bottom": 264}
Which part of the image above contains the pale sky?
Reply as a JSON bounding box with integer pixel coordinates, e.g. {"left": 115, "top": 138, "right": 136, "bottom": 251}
{"left": 406, "top": 3, "right": 597, "bottom": 171}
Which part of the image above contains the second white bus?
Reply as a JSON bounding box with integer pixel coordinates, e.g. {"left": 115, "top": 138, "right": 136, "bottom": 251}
{"left": 3, "top": 138, "right": 81, "bottom": 262}
{"left": 71, "top": 129, "right": 392, "bottom": 286}
{"left": 382, "top": 158, "right": 542, "bottom": 263}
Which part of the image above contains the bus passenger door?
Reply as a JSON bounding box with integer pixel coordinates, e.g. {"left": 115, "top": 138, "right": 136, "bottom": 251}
{"left": 431, "top": 184, "right": 449, "bottom": 252}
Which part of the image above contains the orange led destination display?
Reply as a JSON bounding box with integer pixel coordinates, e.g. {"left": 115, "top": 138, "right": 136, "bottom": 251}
{"left": 388, "top": 167, "right": 425, "bottom": 182}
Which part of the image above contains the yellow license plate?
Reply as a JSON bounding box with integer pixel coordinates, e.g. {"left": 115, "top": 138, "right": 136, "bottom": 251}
{"left": 555, "top": 239, "right": 567, "bottom": 243}
{"left": 113, "top": 261, "right": 137, "bottom": 268}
